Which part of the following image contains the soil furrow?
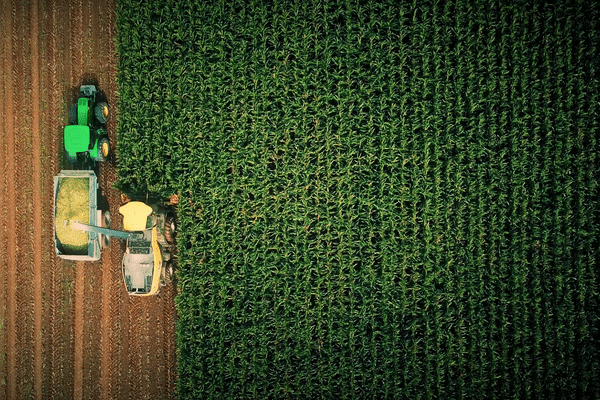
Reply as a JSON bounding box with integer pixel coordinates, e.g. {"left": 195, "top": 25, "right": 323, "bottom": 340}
{"left": 105, "top": 1, "right": 125, "bottom": 396}
{"left": 57, "top": 0, "right": 75, "bottom": 397}
{"left": 164, "top": 284, "right": 177, "bottom": 398}
{"left": 83, "top": 265, "right": 102, "bottom": 399}
{"left": 142, "top": 306, "right": 151, "bottom": 399}
{"left": 0, "top": 0, "right": 15, "bottom": 396}
{"left": 98, "top": 0, "right": 114, "bottom": 394}
{"left": 29, "top": 0, "right": 44, "bottom": 397}
{"left": 40, "top": 0, "right": 64, "bottom": 393}
{"left": 48, "top": 0, "right": 74, "bottom": 395}
{"left": 13, "top": 0, "right": 36, "bottom": 398}
{"left": 73, "top": 261, "right": 85, "bottom": 400}
{"left": 41, "top": 0, "right": 60, "bottom": 394}
{"left": 152, "top": 296, "right": 166, "bottom": 394}
{"left": 81, "top": 0, "right": 102, "bottom": 396}
{"left": 112, "top": 212, "right": 127, "bottom": 399}
{"left": 128, "top": 298, "right": 142, "bottom": 400}
{"left": 100, "top": 237, "right": 114, "bottom": 399}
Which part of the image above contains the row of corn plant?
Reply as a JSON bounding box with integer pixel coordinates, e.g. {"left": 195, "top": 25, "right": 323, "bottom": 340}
{"left": 116, "top": 0, "right": 600, "bottom": 398}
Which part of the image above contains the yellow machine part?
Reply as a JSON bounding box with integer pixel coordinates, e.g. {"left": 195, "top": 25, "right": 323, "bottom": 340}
{"left": 119, "top": 201, "right": 153, "bottom": 231}
{"left": 137, "top": 226, "right": 162, "bottom": 297}
{"left": 101, "top": 141, "right": 110, "bottom": 157}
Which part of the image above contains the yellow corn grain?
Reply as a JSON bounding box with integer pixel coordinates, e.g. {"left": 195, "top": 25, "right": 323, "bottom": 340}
{"left": 55, "top": 177, "right": 90, "bottom": 254}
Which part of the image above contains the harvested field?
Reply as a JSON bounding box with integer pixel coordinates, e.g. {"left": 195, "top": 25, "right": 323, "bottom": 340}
{"left": 0, "top": 0, "right": 176, "bottom": 398}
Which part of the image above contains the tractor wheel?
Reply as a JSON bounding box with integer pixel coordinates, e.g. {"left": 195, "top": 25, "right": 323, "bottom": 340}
{"left": 100, "top": 234, "right": 111, "bottom": 249}
{"left": 160, "top": 262, "right": 174, "bottom": 286}
{"left": 99, "top": 211, "right": 111, "bottom": 248}
{"left": 160, "top": 265, "right": 166, "bottom": 286}
{"left": 97, "top": 138, "right": 110, "bottom": 162}
{"left": 95, "top": 102, "right": 109, "bottom": 124}
{"left": 164, "top": 214, "right": 177, "bottom": 244}
{"left": 69, "top": 104, "right": 77, "bottom": 125}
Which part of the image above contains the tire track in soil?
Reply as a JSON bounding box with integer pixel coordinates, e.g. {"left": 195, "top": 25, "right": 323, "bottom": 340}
{"left": 73, "top": 261, "right": 85, "bottom": 400}
{"left": 142, "top": 304, "right": 151, "bottom": 398}
{"left": 83, "top": 266, "right": 102, "bottom": 399}
{"left": 99, "top": 196, "right": 114, "bottom": 397}
{"left": 48, "top": 0, "right": 75, "bottom": 395}
{"left": 96, "top": 0, "right": 116, "bottom": 396}
{"left": 0, "top": 0, "right": 16, "bottom": 397}
{"left": 100, "top": 152, "right": 127, "bottom": 399}
{"left": 158, "top": 295, "right": 169, "bottom": 396}
{"left": 104, "top": 4, "right": 123, "bottom": 393}
{"left": 96, "top": 0, "right": 123, "bottom": 397}
{"left": 40, "top": 0, "right": 63, "bottom": 396}
{"left": 98, "top": 142, "right": 123, "bottom": 399}
{"left": 100, "top": 135, "right": 123, "bottom": 395}
{"left": 128, "top": 297, "right": 142, "bottom": 400}
{"left": 151, "top": 299, "right": 163, "bottom": 393}
{"left": 157, "top": 285, "right": 176, "bottom": 398}
{"left": 0, "top": 0, "right": 7, "bottom": 392}
{"left": 100, "top": 171, "right": 121, "bottom": 400}
{"left": 13, "top": 0, "right": 37, "bottom": 398}
{"left": 41, "top": 0, "right": 62, "bottom": 396}
{"left": 147, "top": 297, "right": 163, "bottom": 396}
{"left": 112, "top": 213, "right": 128, "bottom": 400}
{"left": 164, "top": 283, "right": 177, "bottom": 398}
{"left": 29, "top": 0, "right": 44, "bottom": 397}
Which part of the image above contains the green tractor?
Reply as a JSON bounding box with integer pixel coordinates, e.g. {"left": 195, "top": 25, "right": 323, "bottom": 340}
{"left": 64, "top": 85, "right": 110, "bottom": 165}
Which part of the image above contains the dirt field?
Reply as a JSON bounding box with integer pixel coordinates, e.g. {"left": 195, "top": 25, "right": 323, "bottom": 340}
{"left": 0, "top": 0, "right": 177, "bottom": 398}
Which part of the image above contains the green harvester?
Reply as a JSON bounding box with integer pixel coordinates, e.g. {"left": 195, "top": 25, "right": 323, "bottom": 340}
{"left": 64, "top": 85, "right": 110, "bottom": 165}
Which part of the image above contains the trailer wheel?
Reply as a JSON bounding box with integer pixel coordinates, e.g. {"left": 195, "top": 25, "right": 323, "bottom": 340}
{"left": 102, "top": 210, "right": 111, "bottom": 228}
{"left": 164, "top": 214, "right": 177, "bottom": 244}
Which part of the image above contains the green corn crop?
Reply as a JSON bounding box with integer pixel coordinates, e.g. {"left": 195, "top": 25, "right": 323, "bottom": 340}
{"left": 116, "top": 0, "right": 600, "bottom": 398}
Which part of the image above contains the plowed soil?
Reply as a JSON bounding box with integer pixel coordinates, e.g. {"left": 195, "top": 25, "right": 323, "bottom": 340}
{"left": 0, "top": 0, "right": 177, "bottom": 398}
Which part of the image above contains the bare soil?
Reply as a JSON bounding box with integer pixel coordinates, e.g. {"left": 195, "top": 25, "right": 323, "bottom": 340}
{"left": 0, "top": 0, "right": 177, "bottom": 398}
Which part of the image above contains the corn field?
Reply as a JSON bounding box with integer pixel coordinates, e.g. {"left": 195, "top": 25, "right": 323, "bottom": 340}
{"left": 116, "top": 0, "right": 600, "bottom": 398}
